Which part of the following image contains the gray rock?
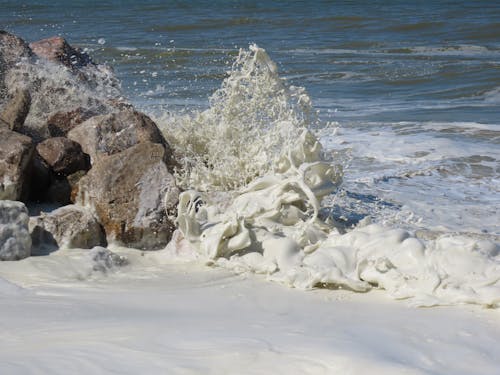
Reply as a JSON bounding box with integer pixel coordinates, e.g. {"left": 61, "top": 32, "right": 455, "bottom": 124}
{"left": 0, "top": 200, "right": 31, "bottom": 260}
{"left": 89, "top": 246, "right": 129, "bottom": 273}
{"left": 75, "top": 142, "right": 179, "bottom": 249}
{"left": 0, "top": 31, "right": 33, "bottom": 110}
{"left": 30, "top": 204, "right": 106, "bottom": 254}
{"left": 0, "top": 128, "right": 34, "bottom": 201}
{"left": 0, "top": 31, "right": 33, "bottom": 67}
{"left": 67, "top": 109, "right": 170, "bottom": 165}
{"left": 0, "top": 89, "right": 31, "bottom": 131}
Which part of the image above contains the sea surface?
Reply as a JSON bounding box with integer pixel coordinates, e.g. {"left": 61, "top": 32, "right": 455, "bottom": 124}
{"left": 1, "top": 0, "right": 499, "bottom": 238}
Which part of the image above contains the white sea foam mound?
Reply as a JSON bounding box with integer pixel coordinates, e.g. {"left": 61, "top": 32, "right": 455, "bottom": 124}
{"left": 164, "top": 45, "right": 500, "bottom": 308}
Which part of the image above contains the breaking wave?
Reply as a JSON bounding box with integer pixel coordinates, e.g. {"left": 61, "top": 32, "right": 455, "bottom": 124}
{"left": 158, "top": 45, "right": 500, "bottom": 308}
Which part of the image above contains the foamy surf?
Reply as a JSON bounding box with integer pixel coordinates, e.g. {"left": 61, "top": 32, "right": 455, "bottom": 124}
{"left": 157, "top": 45, "right": 500, "bottom": 308}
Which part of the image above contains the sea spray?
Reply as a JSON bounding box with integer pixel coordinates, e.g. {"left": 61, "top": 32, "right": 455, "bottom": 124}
{"left": 160, "top": 45, "right": 500, "bottom": 308}
{"left": 3, "top": 52, "right": 122, "bottom": 139}
{"left": 157, "top": 44, "right": 334, "bottom": 192}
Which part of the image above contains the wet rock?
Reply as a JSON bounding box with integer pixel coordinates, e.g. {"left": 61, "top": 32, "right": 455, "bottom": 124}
{"left": 29, "top": 154, "right": 87, "bottom": 205}
{"left": 36, "top": 137, "right": 90, "bottom": 177}
{"left": 46, "top": 107, "right": 98, "bottom": 137}
{"left": 67, "top": 109, "right": 170, "bottom": 164}
{"left": 0, "top": 200, "right": 31, "bottom": 260}
{"left": 33, "top": 137, "right": 90, "bottom": 204}
{"left": 75, "top": 142, "right": 180, "bottom": 250}
{"left": 30, "top": 204, "right": 106, "bottom": 254}
{"left": 3, "top": 33, "right": 121, "bottom": 142}
{"left": 0, "top": 30, "right": 32, "bottom": 68}
{"left": 0, "top": 31, "right": 33, "bottom": 108}
{"left": 0, "top": 89, "right": 31, "bottom": 132}
{"left": 0, "top": 128, "right": 34, "bottom": 201}
{"left": 29, "top": 36, "right": 93, "bottom": 69}
{"left": 90, "top": 246, "right": 129, "bottom": 273}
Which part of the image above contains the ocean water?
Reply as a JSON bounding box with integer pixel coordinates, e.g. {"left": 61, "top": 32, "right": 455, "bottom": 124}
{"left": 3, "top": 0, "right": 498, "bottom": 240}
{"left": 1, "top": 2, "right": 499, "bottom": 239}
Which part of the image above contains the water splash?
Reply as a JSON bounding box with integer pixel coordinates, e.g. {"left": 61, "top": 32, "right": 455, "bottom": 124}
{"left": 158, "top": 44, "right": 331, "bottom": 192}
{"left": 162, "top": 45, "right": 500, "bottom": 308}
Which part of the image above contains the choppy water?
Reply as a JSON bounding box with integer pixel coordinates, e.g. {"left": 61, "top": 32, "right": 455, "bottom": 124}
{"left": 1, "top": 0, "right": 499, "bottom": 238}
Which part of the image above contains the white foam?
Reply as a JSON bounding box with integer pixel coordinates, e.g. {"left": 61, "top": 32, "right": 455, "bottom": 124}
{"left": 167, "top": 45, "right": 500, "bottom": 308}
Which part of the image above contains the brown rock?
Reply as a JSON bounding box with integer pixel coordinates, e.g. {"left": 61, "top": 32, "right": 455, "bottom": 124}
{"left": 67, "top": 109, "right": 171, "bottom": 165}
{"left": 29, "top": 157, "right": 86, "bottom": 204}
{"left": 36, "top": 137, "right": 90, "bottom": 177}
{"left": 0, "top": 89, "right": 31, "bottom": 131}
{"left": 75, "top": 142, "right": 180, "bottom": 250}
{"left": 46, "top": 107, "right": 97, "bottom": 137}
{"left": 0, "top": 128, "right": 34, "bottom": 201}
{"left": 29, "top": 36, "right": 92, "bottom": 69}
{"left": 30, "top": 204, "right": 107, "bottom": 254}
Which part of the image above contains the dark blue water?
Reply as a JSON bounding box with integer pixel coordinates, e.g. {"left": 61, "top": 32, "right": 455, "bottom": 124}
{"left": 1, "top": 1, "right": 499, "bottom": 120}
{"left": 1, "top": 0, "right": 499, "bottom": 235}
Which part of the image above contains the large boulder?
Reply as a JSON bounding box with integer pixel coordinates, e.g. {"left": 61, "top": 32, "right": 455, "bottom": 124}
{"left": 2, "top": 33, "right": 121, "bottom": 141}
{"left": 0, "top": 31, "right": 33, "bottom": 108}
{"left": 29, "top": 36, "right": 93, "bottom": 69}
{"left": 29, "top": 137, "right": 90, "bottom": 204}
{"left": 36, "top": 137, "right": 90, "bottom": 177}
{"left": 67, "top": 109, "right": 170, "bottom": 165}
{"left": 46, "top": 107, "right": 98, "bottom": 137}
{"left": 0, "top": 88, "right": 31, "bottom": 131}
{"left": 0, "top": 200, "right": 31, "bottom": 260}
{"left": 0, "top": 31, "right": 33, "bottom": 68}
{"left": 75, "top": 142, "right": 180, "bottom": 249}
{"left": 0, "top": 128, "right": 34, "bottom": 201}
{"left": 30, "top": 205, "right": 106, "bottom": 254}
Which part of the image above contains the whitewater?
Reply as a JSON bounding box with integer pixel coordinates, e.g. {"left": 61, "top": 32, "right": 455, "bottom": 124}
{"left": 151, "top": 45, "right": 499, "bottom": 308}
{"left": 1, "top": 29, "right": 500, "bottom": 375}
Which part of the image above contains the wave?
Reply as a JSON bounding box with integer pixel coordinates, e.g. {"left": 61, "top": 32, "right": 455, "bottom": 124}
{"left": 286, "top": 45, "right": 500, "bottom": 58}
{"left": 157, "top": 45, "right": 500, "bottom": 308}
{"left": 386, "top": 21, "right": 445, "bottom": 32}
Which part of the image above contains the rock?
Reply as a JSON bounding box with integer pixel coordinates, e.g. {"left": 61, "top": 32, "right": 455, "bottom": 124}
{"left": 28, "top": 153, "right": 50, "bottom": 202}
{"left": 0, "top": 89, "right": 31, "bottom": 131}
{"left": 2, "top": 33, "right": 121, "bottom": 142}
{"left": 36, "top": 137, "right": 90, "bottom": 177}
{"left": 89, "top": 246, "right": 129, "bottom": 273}
{"left": 31, "top": 137, "right": 90, "bottom": 204}
{"left": 75, "top": 142, "right": 180, "bottom": 249}
{"left": 29, "top": 36, "right": 93, "bottom": 69}
{"left": 0, "top": 31, "right": 32, "bottom": 68}
{"left": 0, "top": 31, "right": 33, "bottom": 108}
{"left": 0, "top": 128, "right": 34, "bottom": 201}
{"left": 30, "top": 204, "right": 106, "bottom": 254}
{"left": 67, "top": 109, "right": 171, "bottom": 164}
{"left": 45, "top": 178, "right": 72, "bottom": 205}
{"left": 0, "top": 200, "right": 31, "bottom": 260}
{"left": 29, "top": 153, "right": 87, "bottom": 205}
{"left": 46, "top": 107, "right": 97, "bottom": 137}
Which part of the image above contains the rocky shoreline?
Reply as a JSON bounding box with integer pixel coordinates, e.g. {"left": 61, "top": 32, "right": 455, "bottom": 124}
{"left": 0, "top": 31, "right": 180, "bottom": 260}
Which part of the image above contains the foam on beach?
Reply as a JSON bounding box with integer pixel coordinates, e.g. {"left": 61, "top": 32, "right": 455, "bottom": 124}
{"left": 159, "top": 45, "right": 500, "bottom": 308}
